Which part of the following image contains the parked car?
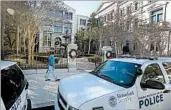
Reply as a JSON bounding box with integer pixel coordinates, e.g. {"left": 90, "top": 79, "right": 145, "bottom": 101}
{"left": 56, "top": 57, "right": 171, "bottom": 110}
{"left": 1, "top": 61, "right": 31, "bottom": 110}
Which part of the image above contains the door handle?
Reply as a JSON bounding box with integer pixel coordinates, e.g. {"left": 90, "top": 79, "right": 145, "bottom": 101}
{"left": 163, "top": 90, "right": 171, "bottom": 93}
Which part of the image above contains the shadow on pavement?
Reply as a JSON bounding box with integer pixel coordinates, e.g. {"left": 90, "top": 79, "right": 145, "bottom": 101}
{"left": 32, "top": 106, "right": 54, "bottom": 110}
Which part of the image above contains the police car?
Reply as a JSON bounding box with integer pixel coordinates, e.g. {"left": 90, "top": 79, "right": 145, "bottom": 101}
{"left": 56, "top": 57, "right": 171, "bottom": 110}
{"left": 1, "top": 61, "right": 31, "bottom": 110}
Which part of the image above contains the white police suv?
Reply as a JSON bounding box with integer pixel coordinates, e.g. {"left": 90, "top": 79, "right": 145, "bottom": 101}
{"left": 1, "top": 61, "right": 31, "bottom": 110}
{"left": 57, "top": 57, "right": 171, "bottom": 110}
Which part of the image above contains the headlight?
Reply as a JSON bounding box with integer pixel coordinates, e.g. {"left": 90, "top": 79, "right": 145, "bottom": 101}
{"left": 93, "top": 106, "right": 104, "bottom": 110}
{"left": 68, "top": 106, "right": 79, "bottom": 110}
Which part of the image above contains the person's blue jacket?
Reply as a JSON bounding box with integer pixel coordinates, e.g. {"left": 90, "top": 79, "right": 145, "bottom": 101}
{"left": 48, "top": 55, "right": 55, "bottom": 68}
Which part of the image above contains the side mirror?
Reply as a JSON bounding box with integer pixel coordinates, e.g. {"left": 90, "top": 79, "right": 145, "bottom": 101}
{"left": 137, "top": 68, "right": 142, "bottom": 75}
{"left": 141, "top": 79, "right": 165, "bottom": 90}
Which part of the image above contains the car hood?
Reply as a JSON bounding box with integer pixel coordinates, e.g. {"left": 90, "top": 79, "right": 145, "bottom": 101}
{"left": 58, "top": 73, "right": 125, "bottom": 108}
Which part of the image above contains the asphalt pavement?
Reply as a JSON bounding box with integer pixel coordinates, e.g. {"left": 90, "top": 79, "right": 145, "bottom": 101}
{"left": 24, "top": 58, "right": 95, "bottom": 109}
{"left": 24, "top": 69, "right": 82, "bottom": 109}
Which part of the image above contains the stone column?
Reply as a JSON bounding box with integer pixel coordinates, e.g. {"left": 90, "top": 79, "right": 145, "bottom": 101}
{"left": 67, "top": 44, "right": 78, "bottom": 72}
{"left": 101, "top": 46, "right": 112, "bottom": 62}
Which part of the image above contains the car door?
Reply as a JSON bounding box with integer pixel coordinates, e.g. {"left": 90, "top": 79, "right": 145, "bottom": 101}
{"left": 136, "top": 63, "right": 166, "bottom": 110}
{"left": 1, "top": 64, "right": 28, "bottom": 110}
{"left": 159, "top": 62, "right": 171, "bottom": 109}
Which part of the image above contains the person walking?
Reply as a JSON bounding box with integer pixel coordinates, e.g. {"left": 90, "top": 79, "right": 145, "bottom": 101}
{"left": 123, "top": 42, "right": 130, "bottom": 55}
{"left": 45, "top": 52, "right": 56, "bottom": 81}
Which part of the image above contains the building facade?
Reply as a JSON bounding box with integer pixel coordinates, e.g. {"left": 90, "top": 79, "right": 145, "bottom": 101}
{"left": 76, "top": 15, "right": 89, "bottom": 32}
{"left": 38, "top": 2, "right": 76, "bottom": 53}
{"left": 95, "top": 1, "right": 171, "bottom": 56}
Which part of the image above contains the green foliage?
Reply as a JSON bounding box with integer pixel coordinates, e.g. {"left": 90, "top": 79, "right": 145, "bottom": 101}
{"left": 87, "top": 12, "right": 98, "bottom": 28}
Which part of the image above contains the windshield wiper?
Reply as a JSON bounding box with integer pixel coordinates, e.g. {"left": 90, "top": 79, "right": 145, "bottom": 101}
{"left": 98, "top": 74, "right": 115, "bottom": 83}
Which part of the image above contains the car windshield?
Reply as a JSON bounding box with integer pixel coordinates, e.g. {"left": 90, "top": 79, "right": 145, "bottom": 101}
{"left": 92, "top": 60, "right": 141, "bottom": 87}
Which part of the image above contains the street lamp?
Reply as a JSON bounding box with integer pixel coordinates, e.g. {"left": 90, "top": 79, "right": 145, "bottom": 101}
{"left": 7, "top": 8, "right": 20, "bottom": 56}
{"left": 7, "top": 8, "right": 15, "bottom": 15}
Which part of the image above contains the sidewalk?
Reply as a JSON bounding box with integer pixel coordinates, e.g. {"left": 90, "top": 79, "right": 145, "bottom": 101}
{"left": 76, "top": 58, "right": 96, "bottom": 71}
{"left": 24, "top": 58, "right": 95, "bottom": 108}
{"left": 24, "top": 69, "right": 83, "bottom": 108}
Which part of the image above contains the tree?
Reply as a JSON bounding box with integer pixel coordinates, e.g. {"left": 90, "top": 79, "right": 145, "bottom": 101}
{"left": 75, "top": 29, "right": 86, "bottom": 54}
{"left": 100, "top": 2, "right": 134, "bottom": 57}
{"left": 133, "top": 21, "right": 169, "bottom": 56}
{"left": 1, "top": 1, "right": 68, "bottom": 64}
{"left": 1, "top": 1, "right": 31, "bottom": 60}
{"left": 86, "top": 13, "right": 98, "bottom": 54}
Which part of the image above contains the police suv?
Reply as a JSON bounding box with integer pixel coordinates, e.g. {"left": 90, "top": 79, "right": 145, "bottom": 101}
{"left": 56, "top": 57, "right": 171, "bottom": 110}
{"left": 1, "top": 61, "right": 31, "bottom": 110}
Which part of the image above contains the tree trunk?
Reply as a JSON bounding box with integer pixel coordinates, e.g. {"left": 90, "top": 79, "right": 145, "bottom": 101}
{"left": 83, "top": 42, "right": 86, "bottom": 55}
{"left": 28, "top": 26, "right": 32, "bottom": 65}
{"left": 88, "top": 39, "right": 91, "bottom": 54}
{"left": 31, "top": 45, "right": 35, "bottom": 64}
{"left": 16, "top": 25, "right": 19, "bottom": 56}
{"left": 1, "top": 12, "right": 5, "bottom": 60}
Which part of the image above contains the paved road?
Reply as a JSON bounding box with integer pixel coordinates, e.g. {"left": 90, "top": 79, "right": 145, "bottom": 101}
{"left": 76, "top": 58, "right": 96, "bottom": 71}
{"left": 24, "top": 58, "right": 95, "bottom": 109}
{"left": 24, "top": 69, "right": 84, "bottom": 109}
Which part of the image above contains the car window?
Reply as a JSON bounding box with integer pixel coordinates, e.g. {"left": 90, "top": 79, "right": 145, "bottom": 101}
{"left": 141, "top": 63, "right": 165, "bottom": 85}
{"left": 93, "top": 60, "right": 141, "bottom": 87}
{"left": 163, "top": 62, "right": 171, "bottom": 75}
{"left": 1, "top": 64, "right": 27, "bottom": 110}
{"left": 163, "top": 62, "right": 171, "bottom": 82}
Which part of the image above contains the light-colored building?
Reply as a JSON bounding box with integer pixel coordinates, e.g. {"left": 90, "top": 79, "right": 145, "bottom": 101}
{"left": 38, "top": 2, "right": 76, "bottom": 53}
{"left": 76, "top": 15, "right": 89, "bottom": 32}
{"left": 95, "top": 1, "right": 171, "bottom": 56}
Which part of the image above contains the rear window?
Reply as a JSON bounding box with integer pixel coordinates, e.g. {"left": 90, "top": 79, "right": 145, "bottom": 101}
{"left": 1, "top": 64, "right": 27, "bottom": 110}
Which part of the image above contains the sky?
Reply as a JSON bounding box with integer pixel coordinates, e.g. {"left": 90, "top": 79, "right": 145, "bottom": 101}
{"left": 64, "top": 1, "right": 101, "bottom": 17}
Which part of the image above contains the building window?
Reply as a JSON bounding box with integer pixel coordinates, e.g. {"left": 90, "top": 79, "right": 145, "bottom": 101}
{"left": 135, "top": 2, "right": 138, "bottom": 10}
{"left": 43, "top": 33, "right": 52, "bottom": 47}
{"left": 107, "top": 14, "right": 110, "bottom": 21}
{"left": 110, "top": 12, "right": 113, "bottom": 20}
{"left": 64, "top": 23, "right": 72, "bottom": 34}
{"left": 43, "top": 34, "right": 47, "bottom": 47}
{"left": 134, "top": 18, "right": 138, "bottom": 28}
{"left": 120, "top": 22, "right": 124, "bottom": 30}
{"left": 126, "top": 21, "right": 130, "bottom": 31}
{"left": 134, "top": 42, "right": 137, "bottom": 50}
{"left": 127, "top": 6, "right": 131, "bottom": 14}
{"left": 54, "top": 23, "right": 62, "bottom": 33}
{"left": 64, "top": 12, "right": 73, "bottom": 20}
{"left": 120, "top": 9, "right": 123, "bottom": 16}
{"left": 55, "top": 11, "right": 63, "bottom": 18}
{"left": 48, "top": 10, "right": 54, "bottom": 17}
{"left": 151, "top": 15, "right": 156, "bottom": 23}
{"left": 151, "top": 9, "right": 163, "bottom": 23}
{"left": 104, "top": 16, "right": 106, "bottom": 22}
{"left": 80, "top": 19, "right": 86, "bottom": 26}
{"left": 150, "top": 43, "right": 154, "bottom": 51}
{"left": 48, "top": 34, "right": 52, "bottom": 47}
{"left": 156, "top": 46, "right": 158, "bottom": 51}
{"left": 157, "top": 13, "right": 163, "bottom": 22}
{"left": 123, "top": 7, "right": 125, "bottom": 15}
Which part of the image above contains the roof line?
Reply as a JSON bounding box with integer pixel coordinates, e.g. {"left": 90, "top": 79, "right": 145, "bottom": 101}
{"left": 96, "top": 2, "right": 115, "bottom": 15}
